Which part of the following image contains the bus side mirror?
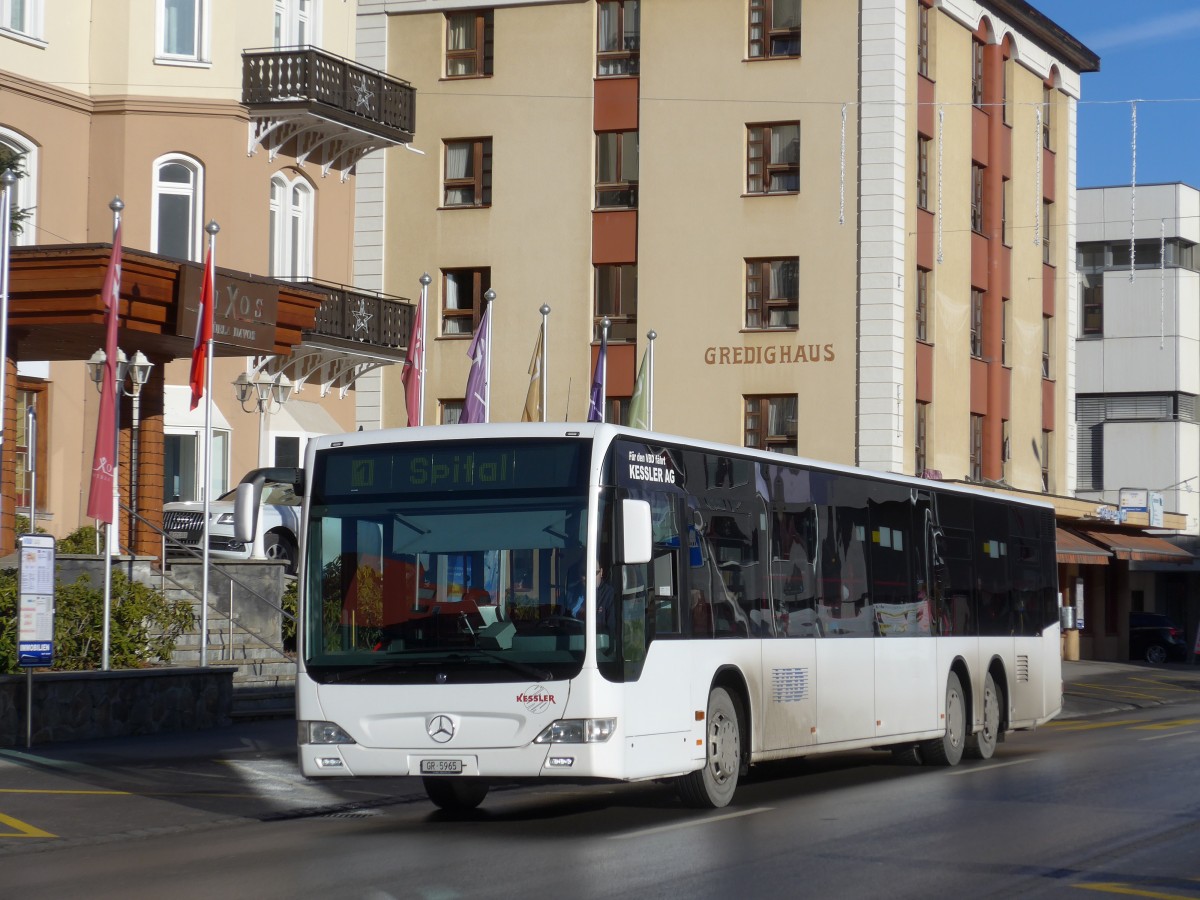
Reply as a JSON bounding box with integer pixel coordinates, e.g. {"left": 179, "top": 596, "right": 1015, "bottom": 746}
{"left": 621, "top": 499, "right": 652, "bottom": 564}
{"left": 233, "top": 482, "right": 261, "bottom": 543}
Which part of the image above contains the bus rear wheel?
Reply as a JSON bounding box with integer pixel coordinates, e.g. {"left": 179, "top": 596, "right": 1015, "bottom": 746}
{"left": 678, "top": 686, "right": 742, "bottom": 809}
{"left": 423, "top": 777, "right": 489, "bottom": 811}
{"left": 921, "top": 672, "right": 965, "bottom": 766}
{"left": 965, "top": 672, "right": 1000, "bottom": 760}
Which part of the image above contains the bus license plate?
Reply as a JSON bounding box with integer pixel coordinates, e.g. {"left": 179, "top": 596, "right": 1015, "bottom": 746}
{"left": 420, "top": 759, "right": 463, "bottom": 774}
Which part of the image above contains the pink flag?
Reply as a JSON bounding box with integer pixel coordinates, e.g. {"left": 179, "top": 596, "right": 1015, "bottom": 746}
{"left": 189, "top": 247, "right": 214, "bottom": 410}
{"left": 86, "top": 225, "right": 123, "bottom": 523}
{"left": 401, "top": 292, "right": 425, "bottom": 427}
{"left": 462, "top": 303, "right": 492, "bottom": 424}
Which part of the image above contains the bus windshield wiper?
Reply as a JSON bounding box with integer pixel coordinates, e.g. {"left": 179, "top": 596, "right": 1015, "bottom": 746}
{"left": 445, "top": 651, "right": 553, "bottom": 682}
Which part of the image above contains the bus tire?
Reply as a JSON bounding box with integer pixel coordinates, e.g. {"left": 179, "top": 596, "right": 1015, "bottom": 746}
{"left": 965, "top": 672, "right": 1000, "bottom": 760}
{"left": 423, "top": 777, "right": 489, "bottom": 811}
{"left": 921, "top": 672, "right": 965, "bottom": 767}
{"left": 891, "top": 744, "right": 923, "bottom": 766}
{"left": 678, "top": 686, "right": 742, "bottom": 809}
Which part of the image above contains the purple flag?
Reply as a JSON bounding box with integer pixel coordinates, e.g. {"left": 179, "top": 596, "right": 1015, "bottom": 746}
{"left": 587, "top": 329, "right": 606, "bottom": 423}
{"left": 462, "top": 303, "right": 492, "bottom": 424}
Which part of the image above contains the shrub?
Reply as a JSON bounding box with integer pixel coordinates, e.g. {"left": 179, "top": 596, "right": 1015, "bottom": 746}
{"left": 0, "top": 568, "right": 194, "bottom": 674}
{"left": 57, "top": 525, "right": 104, "bottom": 555}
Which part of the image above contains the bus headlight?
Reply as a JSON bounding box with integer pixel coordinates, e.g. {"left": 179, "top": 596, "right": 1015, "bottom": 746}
{"left": 533, "top": 718, "right": 616, "bottom": 744}
{"left": 299, "top": 720, "right": 356, "bottom": 745}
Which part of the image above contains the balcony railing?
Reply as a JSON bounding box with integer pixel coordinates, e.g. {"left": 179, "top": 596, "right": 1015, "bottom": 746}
{"left": 243, "top": 46, "right": 416, "bottom": 145}
{"left": 301, "top": 282, "right": 415, "bottom": 352}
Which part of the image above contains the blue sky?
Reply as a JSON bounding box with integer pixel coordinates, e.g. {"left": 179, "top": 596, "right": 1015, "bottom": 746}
{"left": 1035, "top": 1, "right": 1200, "bottom": 190}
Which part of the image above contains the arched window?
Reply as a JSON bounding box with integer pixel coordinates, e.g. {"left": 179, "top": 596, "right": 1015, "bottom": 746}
{"left": 269, "top": 171, "right": 314, "bottom": 279}
{"left": 0, "top": 126, "right": 38, "bottom": 246}
{"left": 151, "top": 153, "right": 203, "bottom": 261}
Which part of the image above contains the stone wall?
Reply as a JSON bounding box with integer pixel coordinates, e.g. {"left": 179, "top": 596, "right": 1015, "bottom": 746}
{"left": 0, "top": 667, "right": 234, "bottom": 748}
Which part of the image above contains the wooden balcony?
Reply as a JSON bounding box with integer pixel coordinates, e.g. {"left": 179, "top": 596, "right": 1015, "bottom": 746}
{"left": 243, "top": 46, "right": 416, "bottom": 176}
{"left": 307, "top": 283, "right": 414, "bottom": 352}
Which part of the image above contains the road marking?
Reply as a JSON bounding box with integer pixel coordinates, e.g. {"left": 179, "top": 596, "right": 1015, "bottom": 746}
{"left": 1138, "top": 730, "right": 1198, "bottom": 742}
{"left": 1132, "top": 719, "right": 1200, "bottom": 731}
{"left": 611, "top": 807, "right": 773, "bottom": 840}
{"left": 947, "top": 758, "right": 1036, "bottom": 776}
{"left": 0, "top": 812, "right": 56, "bottom": 839}
{"left": 1073, "top": 881, "right": 1199, "bottom": 899}
{"left": 1044, "top": 719, "right": 1141, "bottom": 732}
{"left": 0, "top": 787, "right": 130, "bottom": 796}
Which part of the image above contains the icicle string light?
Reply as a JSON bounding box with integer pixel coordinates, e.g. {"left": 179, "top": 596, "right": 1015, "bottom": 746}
{"left": 839, "top": 103, "right": 846, "bottom": 226}
{"left": 1033, "top": 107, "right": 1042, "bottom": 246}
{"left": 1130, "top": 101, "right": 1138, "bottom": 282}
{"left": 937, "top": 105, "right": 944, "bottom": 264}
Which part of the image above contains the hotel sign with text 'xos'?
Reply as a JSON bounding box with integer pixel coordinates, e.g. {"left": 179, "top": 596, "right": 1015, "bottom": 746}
{"left": 176, "top": 264, "right": 280, "bottom": 354}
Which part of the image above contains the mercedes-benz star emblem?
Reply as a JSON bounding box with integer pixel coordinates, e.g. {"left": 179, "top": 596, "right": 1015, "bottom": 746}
{"left": 427, "top": 715, "right": 455, "bottom": 743}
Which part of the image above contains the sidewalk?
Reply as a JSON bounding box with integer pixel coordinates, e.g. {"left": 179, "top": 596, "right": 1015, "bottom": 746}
{"left": 1060, "top": 658, "right": 1200, "bottom": 719}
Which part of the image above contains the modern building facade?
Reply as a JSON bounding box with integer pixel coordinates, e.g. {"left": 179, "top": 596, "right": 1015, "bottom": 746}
{"left": 0, "top": 0, "right": 417, "bottom": 556}
{"left": 358, "top": 0, "right": 1096, "bottom": 503}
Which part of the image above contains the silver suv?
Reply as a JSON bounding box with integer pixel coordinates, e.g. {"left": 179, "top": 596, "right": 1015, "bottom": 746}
{"left": 163, "top": 481, "right": 301, "bottom": 574}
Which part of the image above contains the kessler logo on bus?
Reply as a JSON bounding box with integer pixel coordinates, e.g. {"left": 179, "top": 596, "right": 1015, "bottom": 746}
{"left": 517, "top": 685, "right": 557, "bottom": 713}
{"left": 626, "top": 450, "right": 676, "bottom": 485}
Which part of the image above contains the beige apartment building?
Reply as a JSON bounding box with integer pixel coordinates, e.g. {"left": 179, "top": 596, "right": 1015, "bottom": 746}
{"left": 361, "top": 0, "right": 1096, "bottom": 502}
{"left": 0, "top": 0, "right": 417, "bottom": 556}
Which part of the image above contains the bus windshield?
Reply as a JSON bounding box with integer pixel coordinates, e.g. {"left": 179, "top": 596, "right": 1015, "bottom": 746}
{"left": 302, "top": 440, "right": 592, "bottom": 684}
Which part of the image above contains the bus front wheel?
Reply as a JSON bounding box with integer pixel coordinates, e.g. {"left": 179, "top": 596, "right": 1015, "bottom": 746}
{"left": 423, "top": 777, "right": 489, "bottom": 811}
{"left": 921, "top": 672, "right": 965, "bottom": 766}
{"left": 678, "top": 686, "right": 742, "bottom": 809}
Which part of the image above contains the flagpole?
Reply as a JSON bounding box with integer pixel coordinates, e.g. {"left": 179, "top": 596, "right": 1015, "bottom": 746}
{"left": 647, "top": 329, "right": 656, "bottom": 431}
{"left": 483, "top": 289, "right": 495, "bottom": 423}
{"left": 418, "top": 273, "right": 430, "bottom": 426}
{"left": 600, "top": 318, "right": 610, "bottom": 424}
{"left": 200, "top": 221, "right": 218, "bottom": 668}
{"left": 0, "top": 170, "right": 14, "bottom": 545}
{"left": 102, "top": 197, "right": 123, "bottom": 671}
{"left": 539, "top": 304, "right": 550, "bottom": 423}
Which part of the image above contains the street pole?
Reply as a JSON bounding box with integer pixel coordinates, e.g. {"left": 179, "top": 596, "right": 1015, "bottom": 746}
{"left": 539, "top": 304, "right": 550, "bottom": 422}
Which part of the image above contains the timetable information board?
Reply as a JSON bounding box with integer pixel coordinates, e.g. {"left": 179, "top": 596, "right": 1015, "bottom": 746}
{"left": 17, "top": 534, "right": 56, "bottom": 667}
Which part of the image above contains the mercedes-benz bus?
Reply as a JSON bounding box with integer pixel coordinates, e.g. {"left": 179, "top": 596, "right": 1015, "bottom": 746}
{"left": 236, "top": 423, "right": 1061, "bottom": 810}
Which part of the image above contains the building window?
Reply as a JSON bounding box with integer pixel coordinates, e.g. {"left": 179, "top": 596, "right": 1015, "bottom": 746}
{"left": 607, "top": 397, "right": 630, "bottom": 426}
{"left": 971, "top": 164, "right": 984, "bottom": 233}
{"left": 748, "top": 0, "right": 800, "bottom": 60}
{"left": 970, "top": 289, "right": 984, "bottom": 358}
{"left": 1041, "top": 429, "right": 1052, "bottom": 492}
{"left": 1043, "top": 200, "right": 1053, "bottom": 264}
{"left": 746, "top": 258, "right": 798, "bottom": 329}
{"left": 1002, "top": 178, "right": 1012, "bottom": 246}
{"left": 747, "top": 122, "right": 799, "bottom": 195}
{"left": 1042, "top": 315, "right": 1053, "bottom": 378}
{"left": 969, "top": 414, "right": 983, "bottom": 481}
{"left": 917, "top": 136, "right": 930, "bottom": 210}
{"left": 445, "top": 10, "right": 493, "bottom": 77}
{"left": 1081, "top": 273, "right": 1103, "bottom": 336}
{"left": 151, "top": 153, "right": 203, "bottom": 261}
{"left": 1042, "top": 84, "right": 1053, "bottom": 150}
{"left": 1001, "top": 297, "right": 1011, "bottom": 366}
{"left": 595, "top": 264, "right": 637, "bottom": 342}
{"left": 440, "top": 400, "right": 464, "bottom": 424}
{"left": 1001, "top": 419, "right": 1011, "bottom": 482}
{"left": 596, "top": 131, "right": 638, "bottom": 208}
{"left": 268, "top": 172, "right": 314, "bottom": 280}
{"left": 971, "top": 39, "right": 984, "bottom": 107}
{"left": 2, "top": 0, "right": 43, "bottom": 39}
{"left": 597, "top": 1, "right": 639, "bottom": 76}
{"left": 916, "top": 267, "right": 929, "bottom": 342}
{"left": 442, "top": 267, "right": 490, "bottom": 336}
{"left": 14, "top": 384, "right": 46, "bottom": 513}
{"left": 917, "top": 5, "right": 930, "bottom": 78}
{"left": 157, "top": 0, "right": 208, "bottom": 63}
{"left": 745, "top": 395, "right": 798, "bottom": 454}
{"left": 443, "top": 138, "right": 492, "bottom": 208}
{"left": 1002, "top": 56, "right": 1013, "bottom": 126}
{"left": 0, "top": 128, "right": 37, "bottom": 246}
{"left": 274, "top": 0, "right": 317, "bottom": 47}
{"left": 915, "top": 401, "right": 928, "bottom": 476}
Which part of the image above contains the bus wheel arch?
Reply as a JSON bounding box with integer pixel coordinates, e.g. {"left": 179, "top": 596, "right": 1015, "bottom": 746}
{"left": 677, "top": 668, "right": 749, "bottom": 809}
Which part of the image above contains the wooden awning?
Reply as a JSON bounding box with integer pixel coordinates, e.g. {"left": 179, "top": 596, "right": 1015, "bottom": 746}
{"left": 1055, "top": 528, "right": 1110, "bottom": 566}
{"left": 1070, "top": 528, "right": 1193, "bottom": 564}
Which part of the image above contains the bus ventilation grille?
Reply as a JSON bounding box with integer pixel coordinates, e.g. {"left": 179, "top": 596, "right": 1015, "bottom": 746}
{"left": 1016, "top": 655, "right": 1030, "bottom": 682}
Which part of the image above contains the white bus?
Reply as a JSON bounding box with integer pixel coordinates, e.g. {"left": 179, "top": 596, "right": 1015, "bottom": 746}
{"left": 238, "top": 423, "right": 1061, "bottom": 810}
